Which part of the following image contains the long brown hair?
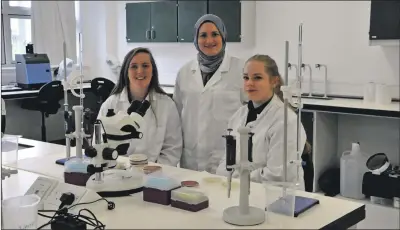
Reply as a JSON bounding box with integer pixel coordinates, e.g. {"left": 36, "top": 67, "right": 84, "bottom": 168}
{"left": 110, "top": 47, "right": 167, "bottom": 125}
{"left": 245, "top": 54, "right": 312, "bottom": 154}
{"left": 111, "top": 47, "right": 166, "bottom": 96}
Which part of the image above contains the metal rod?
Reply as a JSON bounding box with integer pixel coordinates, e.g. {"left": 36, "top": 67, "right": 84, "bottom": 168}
{"left": 93, "top": 122, "right": 103, "bottom": 182}
{"left": 63, "top": 42, "right": 71, "bottom": 159}
{"left": 73, "top": 106, "right": 83, "bottom": 158}
{"left": 296, "top": 23, "right": 303, "bottom": 184}
{"left": 78, "top": 33, "right": 85, "bottom": 135}
{"left": 283, "top": 41, "right": 289, "bottom": 184}
{"left": 94, "top": 122, "right": 102, "bottom": 145}
{"left": 324, "top": 66, "right": 328, "bottom": 98}
{"left": 308, "top": 65, "right": 313, "bottom": 97}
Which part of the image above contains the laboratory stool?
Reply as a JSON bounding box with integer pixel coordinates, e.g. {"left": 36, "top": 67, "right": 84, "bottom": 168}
{"left": 85, "top": 77, "right": 115, "bottom": 124}
{"left": 20, "top": 81, "right": 64, "bottom": 142}
{"left": 91, "top": 77, "right": 115, "bottom": 112}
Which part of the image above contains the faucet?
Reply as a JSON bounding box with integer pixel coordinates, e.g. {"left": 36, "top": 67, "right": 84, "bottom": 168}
{"left": 288, "top": 63, "right": 298, "bottom": 83}
{"left": 288, "top": 63, "right": 302, "bottom": 96}
{"left": 315, "top": 64, "right": 328, "bottom": 98}
{"left": 301, "top": 64, "right": 313, "bottom": 97}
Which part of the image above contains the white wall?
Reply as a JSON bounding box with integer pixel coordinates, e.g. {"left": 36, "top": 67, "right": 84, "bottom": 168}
{"left": 79, "top": 1, "right": 398, "bottom": 97}
{"left": 114, "top": 1, "right": 256, "bottom": 85}
{"left": 78, "top": 1, "right": 114, "bottom": 82}
{"left": 4, "top": 1, "right": 398, "bottom": 98}
{"left": 255, "top": 1, "right": 399, "bottom": 98}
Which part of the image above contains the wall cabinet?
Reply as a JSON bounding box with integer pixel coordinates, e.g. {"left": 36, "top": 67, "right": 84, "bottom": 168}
{"left": 126, "top": 1, "right": 177, "bottom": 42}
{"left": 177, "top": 0, "right": 207, "bottom": 42}
{"left": 369, "top": 0, "right": 400, "bottom": 40}
{"left": 126, "top": 0, "right": 241, "bottom": 43}
{"left": 208, "top": 0, "right": 241, "bottom": 42}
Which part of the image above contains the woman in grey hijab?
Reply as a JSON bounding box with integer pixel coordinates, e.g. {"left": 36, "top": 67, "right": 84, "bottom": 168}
{"left": 173, "top": 14, "right": 246, "bottom": 174}
{"left": 194, "top": 14, "right": 227, "bottom": 85}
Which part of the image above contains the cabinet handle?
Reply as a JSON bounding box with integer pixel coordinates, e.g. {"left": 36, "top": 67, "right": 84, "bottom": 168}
{"left": 151, "top": 30, "right": 156, "bottom": 40}
{"left": 146, "top": 30, "right": 151, "bottom": 40}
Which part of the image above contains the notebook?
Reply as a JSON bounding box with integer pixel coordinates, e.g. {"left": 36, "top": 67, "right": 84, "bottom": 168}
{"left": 266, "top": 195, "right": 319, "bottom": 217}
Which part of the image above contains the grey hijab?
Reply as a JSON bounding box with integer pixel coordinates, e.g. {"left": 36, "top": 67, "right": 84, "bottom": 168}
{"left": 194, "top": 14, "right": 227, "bottom": 74}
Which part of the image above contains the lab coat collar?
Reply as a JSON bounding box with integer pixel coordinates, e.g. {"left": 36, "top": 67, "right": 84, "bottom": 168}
{"left": 118, "top": 87, "right": 154, "bottom": 102}
{"left": 191, "top": 52, "right": 231, "bottom": 92}
{"left": 245, "top": 94, "right": 280, "bottom": 128}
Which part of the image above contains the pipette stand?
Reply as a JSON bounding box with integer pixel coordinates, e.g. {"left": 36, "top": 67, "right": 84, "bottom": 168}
{"left": 56, "top": 35, "right": 90, "bottom": 165}
{"left": 223, "top": 127, "right": 266, "bottom": 226}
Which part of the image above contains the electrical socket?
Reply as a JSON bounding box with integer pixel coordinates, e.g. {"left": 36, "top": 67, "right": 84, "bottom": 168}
{"left": 45, "top": 182, "right": 88, "bottom": 208}
{"left": 25, "top": 176, "right": 89, "bottom": 210}
{"left": 25, "top": 177, "right": 58, "bottom": 200}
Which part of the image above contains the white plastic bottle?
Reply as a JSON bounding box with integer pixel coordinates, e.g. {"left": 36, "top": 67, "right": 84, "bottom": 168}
{"left": 340, "top": 143, "right": 368, "bottom": 199}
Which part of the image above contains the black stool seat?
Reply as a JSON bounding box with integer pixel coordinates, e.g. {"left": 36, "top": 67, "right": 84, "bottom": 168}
{"left": 91, "top": 77, "right": 115, "bottom": 106}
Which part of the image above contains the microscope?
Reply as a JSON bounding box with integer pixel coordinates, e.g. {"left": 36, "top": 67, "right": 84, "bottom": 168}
{"left": 85, "top": 100, "right": 151, "bottom": 197}
{"left": 222, "top": 127, "right": 267, "bottom": 226}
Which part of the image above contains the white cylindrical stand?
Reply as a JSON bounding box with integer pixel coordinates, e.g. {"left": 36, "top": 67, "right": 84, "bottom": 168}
{"left": 223, "top": 127, "right": 265, "bottom": 226}
{"left": 73, "top": 106, "right": 83, "bottom": 158}
{"left": 239, "top": 127, "right": 250, "bottom": 215}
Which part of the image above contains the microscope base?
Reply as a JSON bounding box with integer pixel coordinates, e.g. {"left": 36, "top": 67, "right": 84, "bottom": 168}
{"left": 223, "top": 206, "right": 265, "bottom": 226}
{"left": 86, "top": 169, "right": 143, "bottom": 197}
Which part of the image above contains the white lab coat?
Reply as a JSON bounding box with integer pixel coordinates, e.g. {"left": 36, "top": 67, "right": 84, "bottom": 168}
{"left": 173, "top": 52, "right": 247, "bottom": 173}
{"left": 1, "top": 98, "right": 5, "bottom": 116}
{"left": 216, "top": 95, "right": 306, "bottom": 190}
{"left": 97, "top": 89, "right": 183, "bottom": 166}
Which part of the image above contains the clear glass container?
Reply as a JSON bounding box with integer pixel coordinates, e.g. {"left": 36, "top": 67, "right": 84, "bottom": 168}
{"left": 1, "top": 135, "right": 19, "bottom": 165}
{"left": 263, "top": 181, "right": 298, "bottom": 227}
{"left": 144, "top": 175, "right": 180, "bottom": 191}
{"left": 171, "top": 187, "right": 208, "bottom": 205}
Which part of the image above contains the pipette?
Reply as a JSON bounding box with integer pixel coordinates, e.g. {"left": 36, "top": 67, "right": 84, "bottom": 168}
{"left": 223, "top": 129, "right": 236, "bottom": 198}
{"left": 248, "top": 132, "right": 254, "bottom": 194}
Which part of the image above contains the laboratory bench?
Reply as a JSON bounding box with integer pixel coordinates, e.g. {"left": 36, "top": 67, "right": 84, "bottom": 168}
{"left": 2, "top": 138, "right": 366, "bottom": 229}
{"left": 1, "top": 82, "right": 93, "bottom": 100}
{"left": 299, "top": 96, "right": 399, "bottom": 118}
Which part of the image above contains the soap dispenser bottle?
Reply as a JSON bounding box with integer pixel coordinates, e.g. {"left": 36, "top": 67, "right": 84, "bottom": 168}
{"left": 340, "top": 142, "right": 368, "bottom": 199}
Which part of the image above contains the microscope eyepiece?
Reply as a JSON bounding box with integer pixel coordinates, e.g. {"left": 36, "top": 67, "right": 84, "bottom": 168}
{"left": 127, "top": 100, "right": 150, "bottom": 116}
{"left": 136, "top": 100, "right": 151, "bottom": 117}
{"left": 127, "top": 100, "right": 142, "bottom": 115}
{"left": 106, "top": 109, "right": 115, "bottom": 117}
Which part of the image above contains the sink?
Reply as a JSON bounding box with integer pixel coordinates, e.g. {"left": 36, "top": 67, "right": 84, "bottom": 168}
{"left": 293, "top": 95, "right": 333, "bottom": 100}
{"left": 18, "top": 143, "right": 34, "bottom": 150}
{"left": 302, "top": 96, "right": 333, "bottom": 100}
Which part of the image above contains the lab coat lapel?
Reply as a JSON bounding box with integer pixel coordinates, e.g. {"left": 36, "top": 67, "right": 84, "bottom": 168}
{"left": 190, "top": 62, "right": 205, "bottom": 92}
{"left": 246, "top": 95, "right": 278, "bottom": 129}
{"left": 203, "top": 52, "right": 231, "bottom": 93}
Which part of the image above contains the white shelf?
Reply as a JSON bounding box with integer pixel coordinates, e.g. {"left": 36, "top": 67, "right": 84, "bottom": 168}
{"left": 316, "top": 192, "right": 398, "bottom": 211}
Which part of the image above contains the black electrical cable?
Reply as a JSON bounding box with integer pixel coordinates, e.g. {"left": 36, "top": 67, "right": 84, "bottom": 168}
{"left": 37, "top": 208, "right": 105, "bottom": 230}
{"left": 37, "top": 207, "right": 67, "bottom": 230}
{"left": 37, "top": 196, "right": 112, "bottom": 230}
{"left": 68, "top": 197, "right": 114, "bottom": 210}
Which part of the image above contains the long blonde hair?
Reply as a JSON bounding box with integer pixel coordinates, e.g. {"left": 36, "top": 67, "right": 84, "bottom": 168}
{"left": 245, "top": 54, "right": 284, "bottom": 101}
{"left": 245, "top": 54, "right": 311, "bottom": 154}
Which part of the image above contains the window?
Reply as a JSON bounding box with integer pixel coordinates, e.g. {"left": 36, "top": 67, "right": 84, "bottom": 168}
{"left": 1, "top": 1, "right": 31, "bottom": 66}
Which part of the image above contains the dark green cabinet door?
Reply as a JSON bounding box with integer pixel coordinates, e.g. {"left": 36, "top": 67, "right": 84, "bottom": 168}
{"left": 177, "top": 1, "right": 207, "bottom": 43}
{"left": 126, "top": 3, "right": 151, "bottom": 43}
{"left": 208, "top": 0, "right": 241, "bottom": 42}
{"left": 150, "top": 1, "right": 178, "bottom": 42}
